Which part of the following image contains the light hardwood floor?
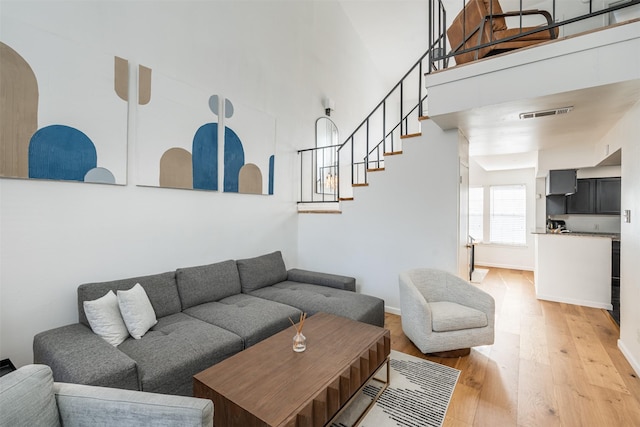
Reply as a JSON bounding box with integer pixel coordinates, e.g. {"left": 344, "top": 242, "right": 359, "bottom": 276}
{"left": 385, "top": 267, "right": 640, "bottom": 427}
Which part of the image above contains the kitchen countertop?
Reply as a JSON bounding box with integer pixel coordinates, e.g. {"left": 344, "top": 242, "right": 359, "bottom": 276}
{"left": 532, "top": 229, "right": 620, "bottom": 240}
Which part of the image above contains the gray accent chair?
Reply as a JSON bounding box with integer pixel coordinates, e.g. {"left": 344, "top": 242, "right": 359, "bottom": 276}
{"left": 0, "top": 364, "right": 213, "bottom": 427}
{"left": 398, "top": 268, "right": 495, "bottom": 356}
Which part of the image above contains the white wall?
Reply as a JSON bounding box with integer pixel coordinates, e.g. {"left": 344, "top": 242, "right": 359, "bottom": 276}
{"left": 297, "top": 121, "right": 460, "bottom": 314}
{"left": 0, "top": 1, "right": 394, "bottom": 367}
{"left": 599, "top": 99, "right": 640, "bottom": 376}
{"left": 469, "top": 163, "right": 537, "bottom": 271}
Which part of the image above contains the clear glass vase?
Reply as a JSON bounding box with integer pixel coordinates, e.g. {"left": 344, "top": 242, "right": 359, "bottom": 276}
{"left": 293, "top": 332, "right": 306, "bottom": 352}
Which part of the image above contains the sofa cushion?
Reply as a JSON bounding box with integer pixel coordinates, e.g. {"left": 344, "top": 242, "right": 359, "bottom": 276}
{"left": 176, "top": 259, "right": 241, "bottom": 309}
{"left": 117, "top": 313, "right": 243, "bottom": 396}
{"left": 237, "top": 251, "right": 288, "bottom": 293}
{"left": 79, "top": 272, "right": 181, "bottom": 327}
{"left": 0, "top": 364, "right": 60, "bottom": 427}
{"left": 429, "top": 301, "right": 488, "bottom": 332}
{"left": 184, "top": 294, "right": 300, "bottom": 348}
{"left": 249, "top": 281, "right": 385, "bottom": 327}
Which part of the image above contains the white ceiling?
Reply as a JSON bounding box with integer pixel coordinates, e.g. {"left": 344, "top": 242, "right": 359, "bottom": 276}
{"left": 338, "top": 1, "right": 640, "bottom": 171}
{"left": 457, "top": 79, "right": 640, "bottom": 170}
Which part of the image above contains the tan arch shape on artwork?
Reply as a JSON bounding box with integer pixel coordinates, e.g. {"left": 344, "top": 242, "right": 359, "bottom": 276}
{"left": 160, "top": 148, "right": 193, "bottom": 189}
{"left": 239, "top": 163, "right": 263, "bottom": 194}
{"left": 114, "top": 57, "right": 129, "bottom": 101}
{"left": 114, "top": 58, "right": 151, "bottom": 105}
{"left": 138, "top": 65, "right": 152, "bottom": 105}
{"left": 1, "top": 42, "right": 38, "bottom": 178}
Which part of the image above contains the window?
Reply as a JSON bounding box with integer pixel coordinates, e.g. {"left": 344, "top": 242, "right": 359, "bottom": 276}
{"left": 315, "top": 117, "right": 339, "bottom": 195}
{"left": 469, "top": 187, "right": 483, "bottom": 241}
{"left": 490, "top": 185, "right": 526, "bottom": 245}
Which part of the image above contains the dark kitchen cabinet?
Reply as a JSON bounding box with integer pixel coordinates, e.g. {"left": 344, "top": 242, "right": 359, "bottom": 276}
{"left": 609, "top": 240, "right": 620, "bottom": 326}
{"left": 612, "top": 240, "right": 620, "bottom": 280}
{"left": 566, "top": 179, "right": 595, "bottom": 214}
{"left": 565, "top": 177, "right": 621, "bottom": 215}
{"left": 596, "top": 178, "right": 621, "bottom": 214}
{"left": 546, "top": 195, "right": 566, "bottom": 215}
{"left": 546, "top": 169, "right": 577, "bottom": 195}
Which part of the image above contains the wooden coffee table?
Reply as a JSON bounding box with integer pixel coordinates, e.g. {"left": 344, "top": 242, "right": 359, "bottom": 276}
{"left": 194, "top": 312, "right": 390, "bottom": 427}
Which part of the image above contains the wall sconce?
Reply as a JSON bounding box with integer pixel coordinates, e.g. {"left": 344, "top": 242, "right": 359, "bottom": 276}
{"left": 323, "top": 98, "right": 335, "bottom": 116}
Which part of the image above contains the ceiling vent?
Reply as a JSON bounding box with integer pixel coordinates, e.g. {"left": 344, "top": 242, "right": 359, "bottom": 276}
{"left": 519, "top": 106, "right": 573, "bottom": 120}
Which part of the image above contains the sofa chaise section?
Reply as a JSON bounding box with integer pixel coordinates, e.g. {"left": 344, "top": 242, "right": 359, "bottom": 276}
{"left": 237, "top": 252, "right": 385, "bottom": 327}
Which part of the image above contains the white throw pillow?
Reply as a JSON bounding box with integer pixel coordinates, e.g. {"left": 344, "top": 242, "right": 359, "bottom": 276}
{"left": 83, "top": 290, "right": 130, "bottom": 346}
{"left": 117, "top": 283, "right": 158, "bottom": 339}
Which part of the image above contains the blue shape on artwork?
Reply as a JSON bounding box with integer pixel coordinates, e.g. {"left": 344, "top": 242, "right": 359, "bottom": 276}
{"left": 268, "top": 155, "right": 275, "bottom": 195}
{"left": 192, "top": 123, "right": 218, "bottom": 190}
{"left": 224, "top": 127, "right": 244, "bottom": 192}
{"left": 84, "top": 167, "right": 116, "bottom": 184}
{"left": 28, "top": 125, "right": 97, "bottom": 181}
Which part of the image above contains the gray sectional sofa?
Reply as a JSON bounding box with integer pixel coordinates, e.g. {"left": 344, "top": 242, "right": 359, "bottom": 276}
{"left": 33, "top": 251, "right": 384, "bottom": 396}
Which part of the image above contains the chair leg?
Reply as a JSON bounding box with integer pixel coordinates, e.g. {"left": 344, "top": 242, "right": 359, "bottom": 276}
{"left": 427, "top": 348, "right": 471, "bottom": 358}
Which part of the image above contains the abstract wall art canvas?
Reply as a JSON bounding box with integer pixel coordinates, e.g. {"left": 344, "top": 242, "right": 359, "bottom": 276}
{"left": 0, "top": 19, "right": 128, "bottom": 184}
{"left": 225, "top": 100, "right": 276, "bottom": 195}
{"left": 136, "top": 68, "right": 275, "bottom": 195}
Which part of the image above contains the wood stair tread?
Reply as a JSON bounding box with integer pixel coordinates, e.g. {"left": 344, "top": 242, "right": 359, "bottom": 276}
{"left": 383, "top": 151, "right": 403, "bottom": 156}
{"left": 338, "top": 197, "right": 354, "bottom": 201}
{"left": 367, "top": 167, "right": 385, "bottom": 172}
{"left": 352, "top": 183, "right": 369, "bottom": 187}
{"left": 401, "top": 132, "right": 421, "bottom": 139}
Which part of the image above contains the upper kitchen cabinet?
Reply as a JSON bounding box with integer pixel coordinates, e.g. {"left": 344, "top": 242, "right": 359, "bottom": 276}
{"left": 566, "top": 177, "right": 621, "bottom": 215}
{"left": 546, "top": 195, "right": 567, "bottom": 215}
{"left": 596, "top": 178, "right": 621, "bottom": 214}
{"left": 546, "top": 169, "right": 577, "bottom": 195}
{"left": 567, "top": 179, "right": 595, "bottom": 214}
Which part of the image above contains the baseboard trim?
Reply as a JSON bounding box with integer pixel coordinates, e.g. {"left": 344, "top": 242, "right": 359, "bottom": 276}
{"left": 385, "top": 306, "right": 401, "bottom": 316}
{"left": 618, "top": 338, "right": 640, "bottom": 377}
{"left": 474, "top": 262, "right": 534, "bottom": 271}
{"left": 536, "top": 293, "right": 613, "bottom": 310}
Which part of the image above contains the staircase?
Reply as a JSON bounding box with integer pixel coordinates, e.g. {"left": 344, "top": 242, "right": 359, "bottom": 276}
{"left": 297, "top": 126, "right": 423, "bottom": 213}
{"left": 297, "top": 41, "right": 440, "bottom": 213}
{"left": 297, "top": 0, "right": 640, "bottom": 214}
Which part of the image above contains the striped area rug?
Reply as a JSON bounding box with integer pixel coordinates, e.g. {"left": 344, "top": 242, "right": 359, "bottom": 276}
{"left": 331, "top": 350, "right": 460, "bottom": 427}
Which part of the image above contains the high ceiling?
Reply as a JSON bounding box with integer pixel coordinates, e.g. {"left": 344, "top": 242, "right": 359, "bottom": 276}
{"left": 338, "top": 0, "right": 640, "bottom": 171}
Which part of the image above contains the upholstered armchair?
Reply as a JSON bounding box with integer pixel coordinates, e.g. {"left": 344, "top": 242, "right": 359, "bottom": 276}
{"left": 0, "top": 364, "right": 213, "bottom": 427}
{"left": 447, "top": 0, "right": 558, "bottom": 65}
{"left": 398, "top": 268, "right": 495, "bottom": 356}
